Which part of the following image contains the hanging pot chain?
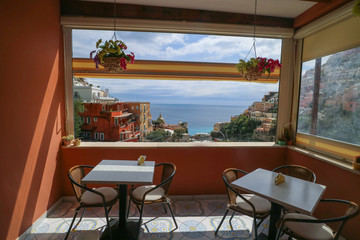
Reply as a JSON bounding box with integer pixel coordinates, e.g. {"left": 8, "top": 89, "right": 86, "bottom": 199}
{"left": 245, "top": 0, "right": 258, "bottom": 60}
{"left": 112, "top": 0, "right": 117, "bottom": 41}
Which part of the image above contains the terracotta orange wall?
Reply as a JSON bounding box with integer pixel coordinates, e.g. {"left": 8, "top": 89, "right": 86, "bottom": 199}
{"left": 0, "top": 0, "right": 64, "bottom": 239}
{"left": 61, "top": 146, "right": 286, "bottom": 195}
{"left": 286, "top": 149, "right": 360, "bottom": 239}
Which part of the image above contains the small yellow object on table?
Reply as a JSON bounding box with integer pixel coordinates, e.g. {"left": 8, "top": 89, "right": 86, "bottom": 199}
{"left": 274, "top": 173, "right": 285, "bottom": 185}
{"left": 137, "top": 155, "right": 146, "bottom": 165}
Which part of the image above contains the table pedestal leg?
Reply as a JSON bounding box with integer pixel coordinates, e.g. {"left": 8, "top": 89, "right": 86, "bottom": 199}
{"left": 119, "top": 184, "right": 127, "bottom": 225}
{"left": 101, "top": 184, "right": 141, "bottom": 240}
{"left": 268, "top": 203, "right": 281, "bottom": 240}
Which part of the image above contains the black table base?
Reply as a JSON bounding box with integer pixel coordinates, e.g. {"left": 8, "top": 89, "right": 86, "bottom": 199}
{"left": 101, "top": 218, "right": 141, "bottom": 240}
{"left": 101, "top": 184, "right": 141, "bottom": 240}
{"left": 267, "top": 202, "right": 282, "bottom": 240}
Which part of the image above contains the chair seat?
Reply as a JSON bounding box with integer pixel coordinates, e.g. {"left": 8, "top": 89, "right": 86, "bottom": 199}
{"left": 132, "top": 185, "right": 165, "bottom": 202}
{"left": 284, "top": 213, "right": 333, "bottom": 240}
{"left": 235, "top": 194, "right": 271, "bottom": 214}
{"left": 81, "top": 187, "right": 118, "bottom": 205}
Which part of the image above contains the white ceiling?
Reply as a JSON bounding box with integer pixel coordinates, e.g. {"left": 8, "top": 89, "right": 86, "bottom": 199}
{"left": 85, "top": 0, "right": 317, "bottom": 18}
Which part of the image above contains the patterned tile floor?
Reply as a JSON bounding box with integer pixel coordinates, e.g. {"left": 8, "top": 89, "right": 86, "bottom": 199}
{"left": 27, "top": 196, "right": 272, "bottom": 240}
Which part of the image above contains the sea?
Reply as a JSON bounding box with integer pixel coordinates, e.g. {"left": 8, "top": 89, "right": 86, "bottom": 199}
{"left": 150, "top": 103, "right": 247, "bottom": 136}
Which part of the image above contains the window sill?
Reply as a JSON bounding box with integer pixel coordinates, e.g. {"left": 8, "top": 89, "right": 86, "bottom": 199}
{"left": 288, "top": 145, "right": 360, "bottom": 175}
{"left": 63, "top": 141, "right": 285, "bottom": 148}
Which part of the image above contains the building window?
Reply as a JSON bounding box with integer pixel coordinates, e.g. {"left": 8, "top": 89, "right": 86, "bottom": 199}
{"left": 100, "top": 132, "right": 104, "bottom": 140}
{"left": 94, "top": 132, "right": 99, "bottom": 140}
{"left": 115, "top": 118, "right": 118, "bottom": 125}
{"left": 87, "top": 117, "right": 91, "bottom": 124}
{"left": 297, "top": 46, "right": 360, "bottom": 146}
{"left": 102, "top": 105, "right": 105, "bottom": 111}
{"left": 94, "top": 117, "right": 97, "bottom": 122}
{"left": 143, "top": 105, "right": 146, "bottom": 112}
{"left": 136, "top": 105, "right": 139, "bottom": 110}
{"left": 81, "top": 117, "right": 85, "bottom": 123}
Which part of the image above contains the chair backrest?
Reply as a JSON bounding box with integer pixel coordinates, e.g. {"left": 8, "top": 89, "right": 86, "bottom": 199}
{"left": 223, "top": 168, "right": 247, "bottom": 205}
{"left": 272, "top": 165, "right": 316, "bottom": 182}
{"left": 68, "top": 165, "right": 94, "bottom": 202}
{"left": 329, "top": 199, "right": 359, "bottom": 240}
{"left": 278, "top": 199, "right": 359, "bottom": 240}
{"left": 155, "top": 162, "right": 176, "bottom": 194}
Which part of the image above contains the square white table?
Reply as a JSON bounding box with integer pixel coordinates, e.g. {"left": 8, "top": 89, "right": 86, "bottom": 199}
{"left": 231, "top": 168, "right": 326, "bottom": 240}
{"left": 82, "top": 160, "right": 155, "bottom": 240}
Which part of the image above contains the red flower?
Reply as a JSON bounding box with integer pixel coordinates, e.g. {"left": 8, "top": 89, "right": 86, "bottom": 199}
{"left": 120, "top": 57, "right": 127, "bottom": 70}
{"left": 127, "top": 52, "right": 135, "bottom": 64}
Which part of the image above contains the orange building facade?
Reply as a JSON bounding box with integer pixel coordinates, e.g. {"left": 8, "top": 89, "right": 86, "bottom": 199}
{"left": 79, "top": 102, "right": 138, "bottom": 142}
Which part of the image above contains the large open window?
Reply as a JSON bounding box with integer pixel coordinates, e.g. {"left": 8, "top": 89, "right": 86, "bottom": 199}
{"left": 295, "top": 15, "right": 360, "bottom": 162}
{"left": 71, "top": 29, "right": 282, "bottom": 143}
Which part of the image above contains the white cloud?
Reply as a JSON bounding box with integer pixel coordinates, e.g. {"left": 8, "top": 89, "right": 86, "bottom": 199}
{"left": 73, "top": 30, "right": 282, "bottom": 63}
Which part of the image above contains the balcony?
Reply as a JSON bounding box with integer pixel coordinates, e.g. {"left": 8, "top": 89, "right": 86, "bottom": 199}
{"left": 26, "top": 195, "right": 271, "bottom": 240}
{"left": 3, "top": 1, "right": 360, "bottom": 240}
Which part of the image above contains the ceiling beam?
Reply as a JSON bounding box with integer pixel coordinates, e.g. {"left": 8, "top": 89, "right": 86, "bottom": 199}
{"left": 300, "top": 0, "right": 333, "bottom": 3}
{"left": 294, "top": 0, "right": 353, "bottom": 29}
{"left": 61, "top": 0, "right": 293, "bottom": 28}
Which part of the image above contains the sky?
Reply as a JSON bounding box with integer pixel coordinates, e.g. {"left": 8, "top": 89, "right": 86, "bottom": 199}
{"left": 73, "top": 29, "right": 281, "bottom": 106}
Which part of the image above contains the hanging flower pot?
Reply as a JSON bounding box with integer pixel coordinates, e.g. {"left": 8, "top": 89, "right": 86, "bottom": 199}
{"left": 90, "top": 39, "right": 135, "bottom": 72}
{"left": 236, "top": 57, "right": 282, "bottom": 81}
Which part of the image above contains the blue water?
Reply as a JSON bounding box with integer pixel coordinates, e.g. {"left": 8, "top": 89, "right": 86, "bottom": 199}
{"left": 150, "top": 104, "right": 247, "bottom": 136}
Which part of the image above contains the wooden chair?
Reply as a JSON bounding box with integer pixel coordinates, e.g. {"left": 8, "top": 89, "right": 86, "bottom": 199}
{"left": 276, "top": 199, "right": 359, "bottom": 240}
{"left": 127, "top": 162, "right": 178, "bottom": 231}
{"left": 215, "top": 168, "right": 271, "bottom": 239}
{"left": 272, "top": 165, "right": 316, "bottom": 183}
{"left": 65, "top": 165, "right": 118, "bottom": 240}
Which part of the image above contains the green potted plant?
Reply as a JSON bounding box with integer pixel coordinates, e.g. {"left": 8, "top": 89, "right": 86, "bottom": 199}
{"left": 353, "top": 156, "right": 360, "bottom": 171}
{"left": 236, "top": 57, "right": 281, "bottom": 81}
{"left": 62, "top": 135, "right": 74, "bottom": 146}
{"left": 90, "top": 39, "right": 135, "bottom": 72}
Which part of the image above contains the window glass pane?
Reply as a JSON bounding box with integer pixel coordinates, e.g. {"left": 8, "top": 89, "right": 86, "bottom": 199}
{"left": 72, "top": 30, "right": 281, "bottom": 143}
{"left": 297, "top": 47, "right": 360, "bottom": 145}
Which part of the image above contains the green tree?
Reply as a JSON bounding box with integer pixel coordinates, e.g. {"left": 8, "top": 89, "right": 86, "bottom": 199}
{"left": 224, "top": 115, "right": 261, "bottom": 141}
{"left": 73, "top": 99, "right": 85, "bottom": 138}
{"left": 145, "top": 129, "right": 171, "bottom": 142}
{"left": 172, "top": 128, "right": 186, "bottom": 142}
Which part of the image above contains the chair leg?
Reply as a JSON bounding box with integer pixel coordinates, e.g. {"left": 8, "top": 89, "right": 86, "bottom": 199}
{"left": 253, "top": 217, "right": 258, "bottom": 240}
{"left": 229, "top": 211, "right": 235, "bottom": 223}
{"left": 215, "top": 209, "right": 229, "bottom": 236}
{"left": 127, "top": 196, "right": 132, "bottom": 218}
{"left": 65, "top": 207, "right": 80, "bottom": 240}
{"left": 166, "top": 201, "right": 178, "bottom": 230}
{"left": 73, "top": 208, "right": 86, "bottom": 230}
{"left": 138, "top": 202, "right": 145, "bottom": 226}
{"left": 162, "top": 203, "right": 168, "bottom": 214}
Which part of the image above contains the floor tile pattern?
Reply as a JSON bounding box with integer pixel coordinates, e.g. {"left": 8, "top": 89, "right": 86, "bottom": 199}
{"left": 28, "top": 196, "right": 271, "bottom": 240}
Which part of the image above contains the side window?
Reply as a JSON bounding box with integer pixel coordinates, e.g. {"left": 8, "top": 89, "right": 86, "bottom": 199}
{"left": 87, "top": 117, "right": 91, "bottom": 124}
{"left": 94, "top": 117, "right": 97, "bottom": 122}
{"left": 94, "top": 132, "right": 99, "bottom": 140}
{"left": 100, "top": 133, "right": 104, "bottom": 141}
{"left": 297, "top": 46, "right": 360, "bottom": 146}
{"left": 115, "top": 118, "right": 118, "bottom": 125}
